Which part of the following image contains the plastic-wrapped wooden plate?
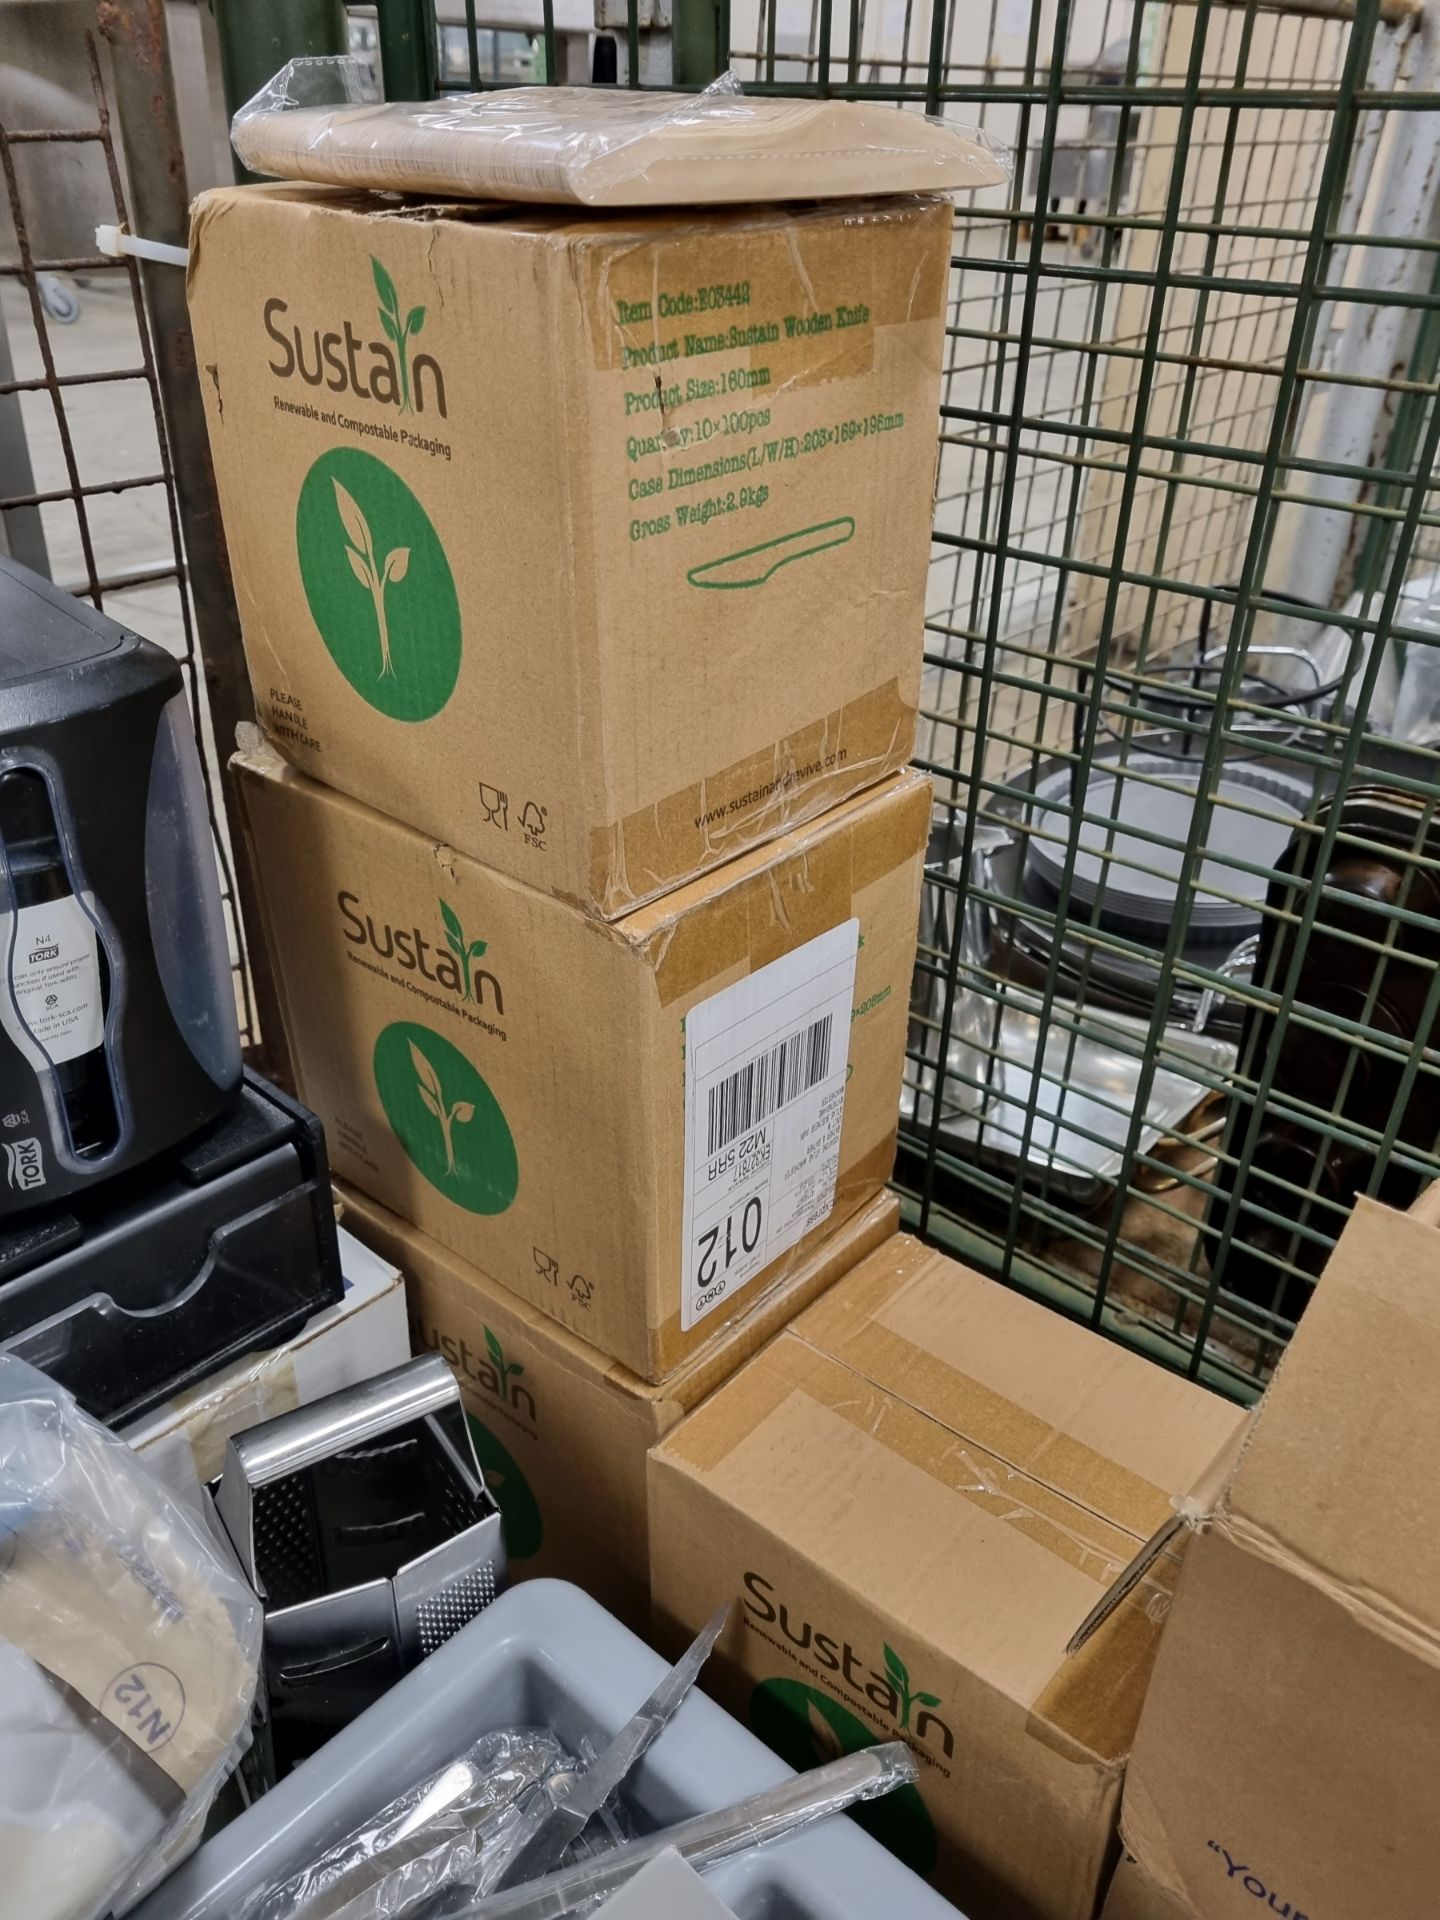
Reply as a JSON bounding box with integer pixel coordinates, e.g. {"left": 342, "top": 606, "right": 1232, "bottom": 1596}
{"left": 232, "top": 64, "right": 1010, "bottom": 208}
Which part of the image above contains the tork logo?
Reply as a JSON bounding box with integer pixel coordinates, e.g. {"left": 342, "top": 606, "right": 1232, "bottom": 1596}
{"left": 3, "top": 1137, "right": 44, "bottom": 1192}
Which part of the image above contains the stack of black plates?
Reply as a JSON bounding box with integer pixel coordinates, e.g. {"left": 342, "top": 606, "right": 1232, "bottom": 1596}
{"left": 987, "top": 750, "right": 1314, "bottom": 1035}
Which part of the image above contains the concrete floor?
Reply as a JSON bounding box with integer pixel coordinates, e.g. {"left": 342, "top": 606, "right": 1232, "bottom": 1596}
{"left": 1, "top": 269, "right": 250, "bottom": 1013}
{"left": 2, "top": 271, "right": 190, "bottom": 658}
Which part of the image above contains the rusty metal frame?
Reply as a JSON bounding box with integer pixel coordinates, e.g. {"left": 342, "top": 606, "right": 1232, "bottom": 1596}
{"left": 0, "top": 33, "right": 265, "bottom": 1053}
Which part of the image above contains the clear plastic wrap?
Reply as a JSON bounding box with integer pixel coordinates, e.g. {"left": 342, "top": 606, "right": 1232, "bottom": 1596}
{"left": 494, "top": 1603, "right": 727, "bottom": 1889}
{"left": 233, "top": 1729, "right": 596, "bottom": 1920}
{"left": 0, "top": 1355, "right": 262, "bottom": 1920}
{"left": 450, "top": 1744, "right": 920, "bottom": 1920}
{"left": 231, "top": 61, "right": 1011, "bottom": 207}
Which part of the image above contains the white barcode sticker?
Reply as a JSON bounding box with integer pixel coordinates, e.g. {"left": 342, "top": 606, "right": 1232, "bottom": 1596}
{"left": 681, "top": 918, "right": 859, "bottom": 1330}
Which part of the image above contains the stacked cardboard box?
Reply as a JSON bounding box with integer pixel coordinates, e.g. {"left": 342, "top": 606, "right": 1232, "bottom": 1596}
{"left": 187, "top": 177, "right": 953, "bottom": 1597}
{"left": 186, "top": 186, "right": 953, "bottom": 915}
{"left": 649, "top": 1233, "right": 1247, "bottom": 1920}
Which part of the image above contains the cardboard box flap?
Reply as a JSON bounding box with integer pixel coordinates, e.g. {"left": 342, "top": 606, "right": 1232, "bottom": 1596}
{"left": 792, "top": 1235, "right": 1243, "bottom": 1543}
{"left": 1217, "top": 1194, "right": 1440, "bottom": 1642}
{"left": 1067, "top": 1416, "right": 1252, "bottom": 1656}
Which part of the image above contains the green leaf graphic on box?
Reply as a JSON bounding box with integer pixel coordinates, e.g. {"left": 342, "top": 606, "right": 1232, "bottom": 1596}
{"left": 372, "top": 255, "right": 399, "bottom": 317}
{"left": 806, "top": 1699, "right": 842, "bottom": 1764}
{"left": 373, "top": 1021, "right": 517, "bottom": 1212}
{"left": 408, "top": 1037, "right": 473, "bottom": 1176}
{"left": 466, "top": 1415, "right": 542, "bottom": 1560}
{"left": 331, "top": 478, "right": 407, "bottom": 681}
{"left": 687, "top": 517, "right": 855, "bottom": 591}
{"left": 750, "top": 1679, "right": 937, "bottom": 1875}
{"left": 484, "top": 1326, "right": 505, "bottom": 1370}
{"left": 435, "top": 899, "right": 490, "bottom": 1000}
{"left": 297, "top": 447, "right": 460, "bottom": 721}
{"left": 914, "top": 1692, "right": 941, "bottom": 1708}
{"left": 370, "top": 255, "right": 425, "bottom": 413}
{"left": 440, "top": 899, "right": 465, "bottom": 959}
{"left": 883, "top": 1643, "right": 908, "bottom": 1691}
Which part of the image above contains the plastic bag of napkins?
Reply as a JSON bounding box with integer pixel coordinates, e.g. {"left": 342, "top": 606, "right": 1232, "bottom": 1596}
{"left": 0, "top": 1357, "right": 262, "bottom": 1920}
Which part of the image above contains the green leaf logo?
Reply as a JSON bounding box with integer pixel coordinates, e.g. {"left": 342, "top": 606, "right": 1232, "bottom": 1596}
{"left": 333, "top": 478, "right": 408, "bottom": 680}
{"left": 373, "top": 1021, "right": 518, "bottom": 1213}
{"left": 480, "top": 1323, "right": 524, "bottom": 1389}
{"left": 882, "top": 1641, "right": 937, "bottom": 1730}
{"left": 409, "top": 1036, "right": 474, "bottom": 1176}
{"left": 297, "top": 448, "right": 460, "bottom": 723}
{"left": 371, "top": 255, "right": 426, "bottom": 414}
{"left": 436, "top": 898, "right": 490, "bottom": 1002}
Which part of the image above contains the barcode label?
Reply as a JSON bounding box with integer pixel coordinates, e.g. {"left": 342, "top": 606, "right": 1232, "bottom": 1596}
{"left": 681, "top": 919, "right": 859, "bottom": 1332}
{"left": 706, "top": 1014, "right": 833, "bottom": 1157}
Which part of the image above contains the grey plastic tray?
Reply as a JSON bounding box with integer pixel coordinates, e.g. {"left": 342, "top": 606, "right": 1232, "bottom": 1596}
{"left": 132, "top": 1579, "right": 965, "bottom": 1920}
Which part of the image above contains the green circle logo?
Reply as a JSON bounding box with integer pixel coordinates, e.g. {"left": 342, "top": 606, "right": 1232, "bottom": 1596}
{"left": 467, "top": 1415, "right": 543, "bottom": 1561}
{"left": 373, "top": 1021, "right": 518, "bottom": 1212}
{"left": 749, "top": 1678, "right": 937, "bottom": 1875}
{"left": 296, "top": 446, "right": 460, "bottom": 721}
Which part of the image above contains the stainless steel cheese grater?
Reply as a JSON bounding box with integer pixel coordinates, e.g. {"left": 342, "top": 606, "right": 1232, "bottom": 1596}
{"left": 213, "top": 1354, "right": 506, "bottom": 1762}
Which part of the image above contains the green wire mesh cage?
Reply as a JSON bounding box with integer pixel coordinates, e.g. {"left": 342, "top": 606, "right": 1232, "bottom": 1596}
{"left": 255, "top": 0, "right": 1440, "bottom": 1400}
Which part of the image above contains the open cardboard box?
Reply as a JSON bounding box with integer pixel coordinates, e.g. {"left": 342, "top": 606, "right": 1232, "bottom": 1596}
{"left": 1112, "top": 1186, "right": 1440, "bottom": 1920}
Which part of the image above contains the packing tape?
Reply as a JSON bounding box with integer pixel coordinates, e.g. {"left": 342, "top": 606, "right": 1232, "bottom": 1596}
{"left": 591, "top": 680, "right": 918, "bottom": 925}
{"left": 665, "top": 1335, "right": 1161, "bottom": 1590}
{"left": 578, "top": 198, "right": 951, "bottom": 375}
{"left": 621, "top": 744, "right": 928, "bottom": 1005}
{"left": 796, "top": 1314, "right": 1180, "bottom": 1547}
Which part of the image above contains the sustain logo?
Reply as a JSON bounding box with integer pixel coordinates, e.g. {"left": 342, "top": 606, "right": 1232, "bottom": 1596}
{"left": 265, "top": 256, "right": 445, "bottom": 417}
{"left": 296, "top": 446, "right": 460, "bottom": 721}
{"left": 743, "top": 1572, "right": 941, "bottom": 1874}
{"left": 339, "top": 892, "right": 503, "bottom": 1015}
{"left": 373, "top": 1020, "right": 518, "bottom": 1213}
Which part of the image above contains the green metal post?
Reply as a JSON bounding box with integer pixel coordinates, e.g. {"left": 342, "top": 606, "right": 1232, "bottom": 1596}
{"left": 211, "top": 0, "right": 348, "bottom": 179}
{"left": 672, "top": 0, "right": 727, "bottom": 87}
{"left": 375, "top": 0, "right": 439, "bottom": 100}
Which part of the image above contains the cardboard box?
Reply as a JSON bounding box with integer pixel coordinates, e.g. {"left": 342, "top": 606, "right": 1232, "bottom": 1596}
{"left": 237, "top": 745, "right": 928, "bottom": 1380}
{"left": 340, "top": 1182, "right": 899, "bottom": 1632}
{"left": 1101, "top": 1856, "right": 1195, "bottom": 1920}
{"left": 1118, "top": 1192, "right": 1440, "bottom": 1920}
{"left": 188, "top": 186, "right": 953, "bottom": 918}
{"left": 122, "top": 1224, "right": 409, "bottom": 1513}
{"left": 648, "top": 1234, "right": 1246, "bottom": 1920}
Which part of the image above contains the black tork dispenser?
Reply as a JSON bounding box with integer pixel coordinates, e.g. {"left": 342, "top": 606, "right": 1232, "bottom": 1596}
{"left": 0, "top": 558, "right": 242, "bottom": 1213}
